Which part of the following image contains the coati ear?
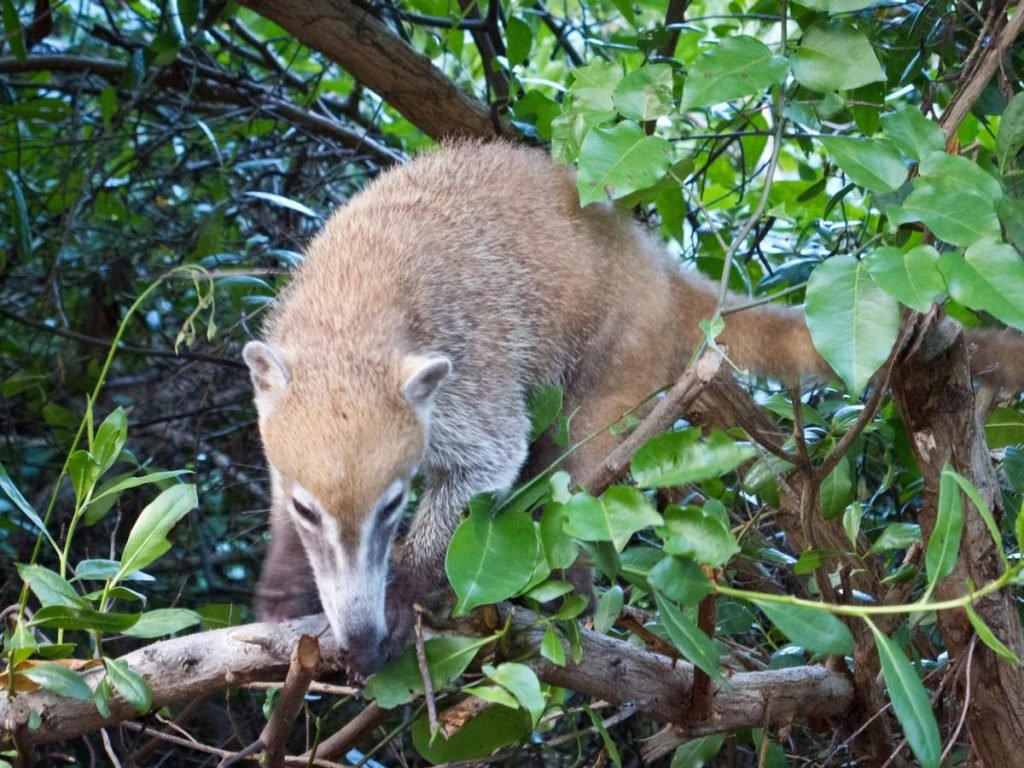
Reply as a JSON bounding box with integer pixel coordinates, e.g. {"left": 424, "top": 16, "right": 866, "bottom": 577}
{"left": 243, "top": 341, "right": 290, "bottom": 412}
{"left": 401, "top": 354, "right": 451, "bottom": 415}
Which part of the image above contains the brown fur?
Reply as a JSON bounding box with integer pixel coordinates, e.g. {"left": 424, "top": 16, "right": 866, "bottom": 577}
{"left": 246, "top": 141, "right": 1023, "bottom": 673}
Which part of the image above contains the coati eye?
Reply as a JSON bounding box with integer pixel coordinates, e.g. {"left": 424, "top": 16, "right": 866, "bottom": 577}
{"left": 379, "top": 493, "right": 405, "bottom": 522}
{"left": 292, "top": 499, "right": 319, "bottom": 526}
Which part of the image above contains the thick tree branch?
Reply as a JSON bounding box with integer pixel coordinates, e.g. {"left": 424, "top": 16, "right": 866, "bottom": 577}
{"left": 0, "top": 608, "right": 854, "bottom": 751}
{"left": 237, "top": 0, "right": 514, "bottom": 140}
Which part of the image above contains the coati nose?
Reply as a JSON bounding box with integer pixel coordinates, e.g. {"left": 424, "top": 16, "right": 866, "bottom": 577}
{"left": 345, "top": 625, "right": 386, "bottom": 678}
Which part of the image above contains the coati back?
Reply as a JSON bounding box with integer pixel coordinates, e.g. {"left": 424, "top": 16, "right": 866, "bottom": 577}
{"left": 244, "top": 142, "right": 1022, "bottom": 675}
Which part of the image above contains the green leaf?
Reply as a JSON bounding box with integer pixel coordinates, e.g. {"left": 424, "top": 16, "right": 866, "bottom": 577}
{"left": 576, "top": 121, "right": 672, "bottom": 206}
{"left": 919, "top": 152, "right": 1002, "bottom": 203}
{"left": 986, "top": 407, "right": 1024, "bottom": 448}
{"left": 867, "top": 522, "right": 921, "bottom": 554}
{"left": 17, "top": 564, "right": 87, "bottom": 609}
{"left": 118, "top": 484, "right": 198, "bottom": 579}
{"left": 805, "top": 254, "right": 901, "bottom": 393}
{"left": 632, "top": 429, "right": 755, "bottom": 489}
{"left": 29, "top": 605, "right": 141, "bottom": 632}
{"left": 561, "top": 486, "right": 662, "bottom": 552}
{"left": 613, "top": 64, "right": 674, "bottom": 121}
{"left": 411, "top": 704, "right": 528, "bottom": 764}
{"left": 121, "top": 608, "right": 202, "bottom": 639}
{"left": 680, "top": 36, "right": 787, "bottom": 110}
{"left": 843, "top": 501, "right": 864, "bottom": 547}
{"left": 965, "top": 601, "right": 1020, "bottom": 664}
{"left": 541, "top": 623, "right": 566, "bottom": 666}
{"left": 864, "top": 245, "right": 945, "bottom": 313}
{"left": 658, "top": 504, "right": 740, "bottom": 567}
{"left": 649, "top": 556, "right": 713, "bottom": 604}
{"left": 944, "top": 469, "right": 1005, "bottom": 567}
{"left": 753, "top": 600, "right": 854, "bottom": 655}
{"left": 819, "top": 456, "right": 854, "bottom": 520}
{"left": 527, "top": 385, "right": 563, "bottom": 442}
{"left": 104, "top": 657, "right": 152, "bottom": 714}
{"left": 464, "top": 682, "right": 518, "bottom": 709}
{"left": 670, "top": 734, "right": 725, "bottom": 768}
{"left": 941, "top": 239, "right": 1024, "bottom": 330}
{"left": 524, "top": 579, "right": 573, "bottom": 603}
{"left": 92, "top": 407, "right": 127, "bottom": 475}
{"left": 505, "top": 16, "right": 532, "bottom": 68}
{"left": 0, "top": 461, "right": 60, "bottom": 554}
{"left": 820, "top": 137, "right": 906, "bottom": 193}
{"left": 3, "top": 170, "right": 31, "bottom": 260}
{"left": 447, "top": 497, "right": 538, "bottom": 614}
{"left": 484, "top": 662, "right": 545, "bottom": 727}
{"left": 593, "top": 585, "right": 624, "bottom": 633}
{"left": 924, "top": 465, "right": 965, "bottom": 597}
{"left": 1, "top": 0, "right": 25, "bottom": 63}
{"left": 792, "top": 21, "right": 884, "bottom": 93}
{"left": 67, "top": 450, "right": 102, "bottom": 507}
{"left": 540, "top": 501, "right": 579, "bottom": 569}
{"left": 997, "top": 92, "right": 1024, "bottom": 173}
{"left": 365, "top": 635, "right": 484, "bottom": 708}
{"left": 867, "top": 622, "right": 941, "bottom": 768}
{"left": 567, "top": 61, "right": 623, "bottom": 113}
{"left": 75, "top": 559, "right": 154, "bottom": 582}
{"left": 898, "top": 177, "right": 1001, "bottom": 247}
{"left": 655, "top": 594, "right": 724, "bottom": 682}
{"left": 22, "top": 665, "right": 93, "bottom": 701}
{"left": 881, "top": 107, "right": 945, "bottom": 162}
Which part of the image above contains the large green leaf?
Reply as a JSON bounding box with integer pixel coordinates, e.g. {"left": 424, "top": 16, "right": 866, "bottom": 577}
{"left": 941, "top": 239, "right": 1024, "bottom": 330}
{"left": 613, "top": 64, "right": 674, "bottom": 120}
{"left": 411, "top": 705, "right": 528, "bottom": 764}
{"left": 792, "top": 21, "right": 884, "bottom": 93}
{"left": 29, "top": 605, "right": 141, "bottom": 632}
{"left": 864, "top": 245, "right": 945, "bottom": 313}
{"left": 92, "top": 407, "right": 127, "bottom": 476}
{"left": 121, "top": 608, "right": 202, "bottom": 639}
{"left": 670, "top": 734, "right": 725, "bottom": 768}
{"left": 880, "top": 107, "right": 945, "bottom": 162}
{"left": 680, "top": 36, "right": 788, "bottom": 110}
{"left": 118, "top": 484, "right": 198, "bottom": 579}
{"left": 17, "top": 564, "right": 87, "bottom": 609}
{"left": 897, "top": 177, "right": 1001, "bottom": 247}
{"left": 820, "top": 137, "right": 906, "bottom": 192}
{"left": 919, "top": 152, "right": 1002, "bottom": 203}
{"left": 655, "top": 594, "right": 724, "bottom": 682}
{"left": 576, "top": 121, "right": 672, "bottom": 205}
{"left": 447, "top": 497, "right": 539, "bottom": 614}
{"left": 364, "top": 635, "right": 484, "bottom": 708}
{"left": 985, "top": 407, "right": 1024, "bottom": 448}
{"left": 819, "top": 456, "right": 854, "bottom": 520}
{"left": 805, "top": 255, "right": 901, "bottom": 393}
{"left": 649, "top": 556, "right": 712, "bottom": 604}
{"left": 561, "top": 486, "right": 662, "bottom": 552}
{"left": 656, "top": 503, "right": 739, "bottom": 567}
{"left": 632, "top": 429, "right": 755, "bottom": 489}
{"left": 22, "top": 664, "right": 93, "bottom": 701}
{"left": 867, "top": 622, "right": 941, "bottom": 768}
{"left": 753, "top": 600, "right": 854, "bottom": 656}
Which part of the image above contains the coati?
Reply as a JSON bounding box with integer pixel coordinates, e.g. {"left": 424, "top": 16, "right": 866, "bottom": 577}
{"left": 243, "top": 141, "right": 1024, "bottom": 676}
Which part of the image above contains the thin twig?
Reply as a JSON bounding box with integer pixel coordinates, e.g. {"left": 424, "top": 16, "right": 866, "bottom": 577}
{"left": 303, "top": 702, "right": 388, "bottom": 762}
{"left": 414, "top": 612, "right": 440, "bottom": 738}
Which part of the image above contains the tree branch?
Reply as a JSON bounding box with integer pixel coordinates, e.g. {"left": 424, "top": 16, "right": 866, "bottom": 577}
{"left": 0, "top": 608, "right": 854, "bottom": 751}
{"left": 237, "top": 0, "right": 514, "bottom": 140}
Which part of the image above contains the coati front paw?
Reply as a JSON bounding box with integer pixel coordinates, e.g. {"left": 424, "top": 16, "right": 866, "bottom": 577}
{"left": 381, "top": 564, "right": 451, "bottom": 663}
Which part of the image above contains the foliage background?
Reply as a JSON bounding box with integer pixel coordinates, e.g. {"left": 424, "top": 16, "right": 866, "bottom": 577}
{"left": 1, "top": 0, "right": 1024, "bottom": 765}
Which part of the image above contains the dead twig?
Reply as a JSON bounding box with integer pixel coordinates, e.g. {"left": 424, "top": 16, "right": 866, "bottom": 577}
{"left": 303, "top": 702, "right": 389, "bottom": 762}
{"left": 414, "top": 612, "right": 440, "bottom": 739}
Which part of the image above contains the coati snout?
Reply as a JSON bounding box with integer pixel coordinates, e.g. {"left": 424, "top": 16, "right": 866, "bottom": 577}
{"left": 243, "top": 339, "right": 451, "bottom": 675}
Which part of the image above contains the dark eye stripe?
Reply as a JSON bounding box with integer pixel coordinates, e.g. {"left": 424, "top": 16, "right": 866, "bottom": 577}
{"left": 293, "top": 500, "right": 319, "bottom": 525}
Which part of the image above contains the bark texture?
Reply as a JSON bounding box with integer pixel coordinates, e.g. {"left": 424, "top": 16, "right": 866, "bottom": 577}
{"left": 893, "top": 315, "right": 1024, "bottom": 762}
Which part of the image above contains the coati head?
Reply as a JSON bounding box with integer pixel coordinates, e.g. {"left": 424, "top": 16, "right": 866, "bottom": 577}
{"left": 242, "top": 340, "right": 451, "bottom": 671}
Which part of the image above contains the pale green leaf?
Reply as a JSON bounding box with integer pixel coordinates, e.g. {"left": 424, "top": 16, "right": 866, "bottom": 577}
{"left": 576, "top": 121, "right": 672, "bottom": 205}
{"left": 864, "top": 245, "right": 945, "bottom": 313}
{"left": 104, "top": 657, "right": 152, "bottom": 714}
{"left": 820, "top": 137, "right": 906, "bottom": 192}
{"left": 613, "top": 64, "right": 674, "bottom": 121}
{"left": 805, "top": 255, "right": 901, "bottom": 393}
{"left": 754, "top": 600, "right": 854, "bottom": 655}
{"left": 881, "top": 107, "right": 945, "bottom": 162}
{"left": 118, "top": 485, "right": 198, "bottom": 579}
{"left": 680, "top": 36, "right": 788, "bottom": 110}
{"left": 792, "top": 21, "right": 884, "bottom": 93}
